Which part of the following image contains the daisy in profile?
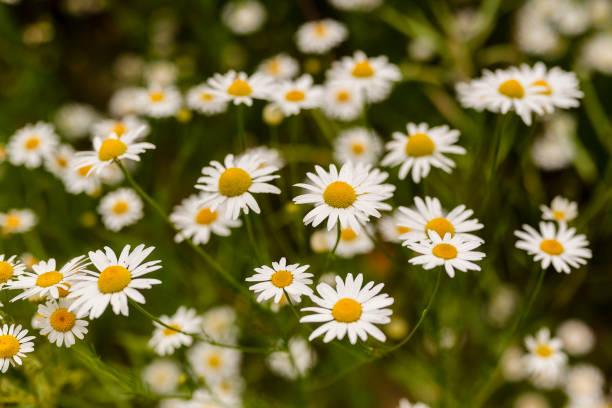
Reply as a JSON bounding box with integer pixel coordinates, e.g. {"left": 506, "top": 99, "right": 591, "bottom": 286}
{"left": 267, "top": 336, "right": 317, "bottom": 380}
{"left": 295, "top": 19, "right": 348, "bottom": 54}
{"left": 381, "top": 123, "right": 466, "bottom": 183}
{"left": 0, "top": 209, "right": 37, "bottom": 235}
{"left": 270, "top": 74, "right": 322, "bottom": 116}
{"left": 397, "top": 196, "right": 483, "bottom": 243}
{"left": 201, "top": 305, "right": 239, "bottom": 344}
{"left": 327, "top": 51, "right": 401, "bottom": 103}
{"left": 73, "top": 126, "right": 154, "bottom": 177}
{"left": 186, "top": 83, "right": 229, "bottom": 115}
{"left": 301, "top": 273, "right": 394, "bottom": 344}
{"left": 98, "top": 188, "right": 144, "bottom": 231}
{"left": 207, "top": 70, "right": 273, "bottom": 106}
{"left": 8, "top": 256, "right": 89, "bottom": 302}
{"left": 321, "top": 80, "right": 365, "bottom": 121}
{"left": 257, "top": 53, "right": 299, "bottom": 80}
{"left": 540, "top": 196, "right": 577, "bottom": 223}
{"left": 187, "top": 342, "right": 241, "bottom": 383}
{"left": 195, "top": 152, "right": 281, "bottom": 220}
{"left": 44, "top": 144, "right": 74, "bottom": 178}
{"left": 170, "top": 193, "right": 241, "bottom": 245}
{"left": 334, "top": 127, "right": 382, "bottom": 165}
{"left": 514, "top": 222, "right": 591, "bottom": 273}
{"left": 91, "top": 115, "right": 150, "bottom": 140}
{"left": 293, "top": 162, "right": 395, "bottom": 233}
{"left": 149, "top": 306, "right": 202, "bottom": 356}
{"left": 246, "top": 257, "right": 313, "bottom": 303}
{"left": 36, "top": 298, "right": 88, "bottom": 348}
{"left": 405, "top": 232, "right": 485, "bottom": 278}
{"left": 325, "top": 226, "right": 374, "bottom": 258}
{"left": 398, "top": 399, "right": 430, "bottom": 408}
{"left": 519, "top": 62, "right": 583, "bottom": 112}
{"left": 137, "top": 85, "right": 182, "bottom": 118}
{"left": 0, "top": 323, "right": 35, "bottom": 373}
{"left": 378, "top": 210, "right": 413, "bottom": 243}
{"left": 68, "top": 244, "right": 162, "bottom": 319}
{"left": 62, "top": 158, "right": 102, "bottom": 196}
{"left": 523, "top": 327, "right": 568, "bottom": 389}
{"left": 0, "top": 255, "right": 26, "bottom": 289}
{"left": 7, "top": 122, "right": 59, "bottom": 168}
{"left": 142, "top": 359, "right": 182, "bottom": 396}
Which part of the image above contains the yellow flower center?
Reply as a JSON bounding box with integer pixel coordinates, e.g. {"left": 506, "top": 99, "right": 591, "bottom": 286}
{"left": 397, "top": 226, "right": 411, "bottom": 234}
{"left": 201, "top": 92, "right": 214, "bottom": 101}
{"left": 112, "top": 201, "right": 129, "bottom": 215}
{"left": 218, "top": 167, "right": 252, "bottom": 197}
{"left": 552, "top": 210, "right": 565, "bottom": 221}
{"left": 425, "top": 217, "right": 455, "bottom": 239}
{"left": 323, "top": 181, "right": 356, "bottom": 209}
{"left": 0, "top": 335, "right": 20, "bottom": 358}
{"left": 49, "top": 308, "right": 76, "bottom": 332}
{"left": 227, "top": 79, "right": 253, "bottom": 97}
{"left": 270, "top": 270, "right": 293, "bottom": 288}
{"left": 97, "top": 265, "right": 132, "bottom": 293}
{"left": 56, "top": 156, "right": 68, "bottom": 168}
{"left": 208, "top": 354, "right": 221, "bottom": 368}
{"left": 432, "top": 243, "right": 458, "bottom": 260}
{"left": 285, "top": 90, "right": 305, "bottom": 102}
{"left": 0, "top": 261, "right": 14, "bottom": 283}
{"left": 336, "top": 91, "right": 350, "bottom": 102}
{"left": 340, "top": 228, "right": 358, "bottom": 242}
{"left": 540, "top": 239, "right": 564, "bottom": 255}
{"left": 266, "top": 60, "right": 280, "bottom": 75}
{"left": 332, "top": 298, "right": 362, "bottom": 323}
{"left": 352, "top": 61, "right": 374, "bottom": 78}
{"left": 58, "top": 282, "right": 71, "bottom": 297}
{"left": 149, "top": 91, "right": 165, "bottom": 102}
{"left": 98, "top": 138, "right": 128, "bottom": 161}
{"left": 532, "top": 79, "right": 552, "bottom": 95}
{"left": 163, "top": 324, "right": 181, "bottom": 336}
{"left": 195, "top": 208, "right": 218, "bottom": 225}
{"left": 25, "top": 137, "right": 40, "bottom": 150}
{"left": 351, "top": 143, "right": 365, "bottom": 155}
{"left": 112, "top": 122, "right": 127, "bottom": 137}
{"left": 498, "top": 79, "right": 525, "bottom": 99}
{"left": 78, "top": 165, "right": 93, "bottom": 177}
{"left": 5, "top": 215, "right": 20, "bottom": 228}
{"left": 536, "top": 344, "right": 553, "bottom": 358}
{"left": 405, "top": 133, "right": 435, "bottom": 157}
{"left": 314, "top": 22, "right": 327, "bottom": 37}
{"left": 36, "top": 271, "right": 63, "bottom": 287}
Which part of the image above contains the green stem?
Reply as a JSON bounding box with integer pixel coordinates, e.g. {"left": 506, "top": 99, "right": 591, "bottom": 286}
{"left": 323, "top": 224, "right": 341, "bottom": 272}
{"left": 581, "top": 76, "right": 612, "bottom": 154}
{"left": 237, "top": 104, "right": 246, "bottom": 150}
{"left": 244, "top": 212, "right": 262, "bottom": 264}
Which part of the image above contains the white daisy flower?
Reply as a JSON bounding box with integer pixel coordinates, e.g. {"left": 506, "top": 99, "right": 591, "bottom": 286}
{"left": 301, "top": 273, "right": 394, "bottom": 344}
{"left": 321, "top": 79, "right": 365, "bottom": 121}
{"left": 267, "top": 336, "right": 317, "bottom": 380}
{"left": 186, "top": 83, "right": 229, "bottom": 115}
{"left": 271, "top": 74, "right": 322, "bottom": 116}
{"left": 0, "top": 255, "right": 26, "bottom": 289}
{"left": 195, "top": 152, "right": 281, "bottom": 220}
{"left": 405, "top": 231, "right": 486, "bottom": 278}
{"left": 501, "top": 346, "right": 528, "bottom": 382}
{"left": 519, "top": 62, "right": 583, "bottom": 113}
{"left": 54, "top": 103, "right": 99, "bottom": 140}
{"left": 564, "top": 364, "right": 605, "bottom": 404}
{"left": 44, "top": 143, "right": 74, "bottom": 178}
{"left": 149, "top": 306, "right": 202, "bottom": 356}
{"left": 142, "top": 359, "right": 182, "bottom": 396}
{"left": 246, "top": 257, "right": 313, "bottom": 303}
{"left": 8, "top": 256, "right": 89, "bottom": 302}
{"left": 557, "top": 319, "right": 595, "bottom": 356}
{"left": 98, "top": 161, "right": 126, "bottom": 186}
{"left": 37, "top": 298, "right": 88, "bottom": 347}
{"left": 377, "top": 210, "right": 413, "bottom": 243}
{"left": 91, "top": 115, "right": 150, "bottom": 141}
{"left": 523, "top": 327, "right": 568, "bottom": 389}
{"left": 293, "top": 162, "right": 395, "bottom": 233}
{"left": 295, "top": 19, "right": 348, "bottom": 54}
{"left": 7, "top": 122, "right": 59, "bottom": 168}
{"left": 137, "top": 85, "right": 182, "bottom": 118}
{"left": 398, "top": 399, "right": 430, "bottom": 408}
{"left": 68, "top": 244, "right": 162, "bottom": 319}
{"left": 239, "top": 146, "right": 286, "bottom": 170}
{"left": 381, "top": 123, "right": 466, "bottom": 183}
{"left": 207, "top": 70, "right": 273, "bottom": 106}
{"left": 170, "top": 193, "right": 242, "bottom": 245}
{"left": 221, "top": 0, "right": 266, "bottom": 35}
{"left": 531, "top": 131, "right": 575, "bottom": 172}
{"left": 540, "top": 196, "right": 578, "bottom": 223}
{"left": 98, "top": 188, "right": 144, "bottom": 232}
{"left": 329, "top": 0, "right": 382, "bottom": 12}
{"left": 0, "top": 209, "right": 37, "bottom": 235}
{"left": 201, "top": 305, "right": 239, "bottom": 345}
{"left": 187, "top": 342, "right": 241, "bottom": 384}
{"left": 62, "top": 157, "right": 102, "bottom": 196}
{"left": 0, "top": 323, "right": 35, "bottom": 373}
{"left": 514, "top": 222, "right": 591, "bottom": 273}
{"left": 334, "top": 127, "right": 382, "bottom": 165}
{"left": 257, "top": 53, "right": 299, "bottom": 80}
{"left": 581, "top": 33, "right": 612, "bottom": 75}
{"left": 144, "top": 60, "right": 179, "bottom": 86}
{"left": 327, "top": 50, "right": 401, "bottom": 103}
{"left": 325, "top": 226, "right": 374, "bottom": 258}
{"left": 109, "top": 87, "right": 142, "bottom": 117}
{"left": 73, "top": 125, "right": 155, "bottom": 177}
{"left": 397, "top": 196, "right": 483, "bottom": 243}
{"left": 209, "top": 376, "right": 245, "bottom": 406}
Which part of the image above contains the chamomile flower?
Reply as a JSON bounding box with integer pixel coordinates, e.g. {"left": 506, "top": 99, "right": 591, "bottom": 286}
{"left": 201, "top": 306, "right": 239, "bottom": 345}
{"left": 91, "top": 115, "right": 150, "bottom": 141}
{"left": 187, "top": 342, "right": 241, "bottom": 383}
{"left": 44, "top": 144, "right": 74, "bottom": 178}
{"left": 267, "top": 336, "right": 317, "bottom": 380}
{"left": 98, "top": 188, "right": 144, "bottom": 232}
{"left": 142, "top": 359, "right": 182, "bottom": 395}
{"left": 519, "top": 62, "right": 583, "bottom": 113}
{"left": 514, "top": 222, "right": 591, "bottom": 273}
{"left": 327, "top": 51, "right": 401, "bottom": 103}
{"left": 398, "top": 399, "right": 430, "bottom": 408}
{"left": 37, "top": 298, "right": 88, "bottom": 347}
{"left": 221, "top": 0, "right": 266, "bottom": 35}
{"left": 73, "top": 126, "right": 154, "bottom": 177}
{"left": 9, "top": 256, "right": 90, "bottom": 302}
{"left": 405, "top": 231, "right": 486, "bottom": 278}
{"left": 0, "top": 323, "right": 35, "bottom": 373}
{"left": 246, "top": 257, "right": 313, "bottom": 304}
{"left": 397, "top": 196, "right": 483, "bottom": 243}
{"left": 195, "top": 153, "right": 281, "bottom": 220}
{"left": 381, "top": 123, "right": 466, "bottom": 183}
{"left": 210, "top": 376, "right": 245, "bottom": 406}
{"left": 523, "top": 327, "right": 568, "bottom": 389}
{"left": 68, "top": 244, "right": 162, "bottom": 319}
{"left": 138, "top": 85, "right": 182, "bottom": 118}
{"left": 293, "top": 162, "right": 395, "bottom": 233}
{"left": 0, "top": 209, "right": 37, "bottom": 234}
{"left": 207, "top": 71, "right": 273, "bottom": 106}
{"left": 377, "top": 210, "right": 413, "bottom": 243}
{"left": 0, "top": 255, "right": 26, "bottom": 289}
{"left": 7, "top": 122, "right": 59, "bottom": 168}
{"left": 328, "top": 0, "right": 382, "bottom": 12}
{"left": 239, "top": 146, "right": 285, "bottom": 170}
{"left": 109, "top": 87, "right": 142, "bottom": 117}
{"left": 271, "top": 74, "right": 322, "bottom": 116}
{"left": 170, "top": 193, "right": 242, "bottom": 245}
{"left": 540, "top": 196, "right": 578, "bottom": 223}
{"left": 301, "top": 273, "right": 394, "bottom": 344}
{"left": 144, "top": 60, "right": 179, "bottom": 86}
{"left": 186, "top": 83, "right": 229, "bottom": 115}
{"left": 295, "top": 19, "right": 348, "bottom": 54}
{"left": 149, "top": 306, "right": 202, "bottom": 356}
{"left": 326, "top": 226, "right": 374, "bottom": 258}
{"left": 564, "top": 364, "right": 605, "bottom": 404}
{"left": 334, "top": 127, "right": 382, "bottom": 165}
{"left": 62, "top": 157, "right": 102, "bottom": 196}
{"left": 54, "top": 103, "right": 99, "bottom": 140}
{"left": 581, "top": 33, "right": 612, "bottom": 75}
{"left": 321, "top": 80, "right": 365, "bottom": 121}
{"left": 257, "top": 53, "right": 299, "bottom": 80}
{"left": 557, "top": 319, "right": 595, "bottom": 356}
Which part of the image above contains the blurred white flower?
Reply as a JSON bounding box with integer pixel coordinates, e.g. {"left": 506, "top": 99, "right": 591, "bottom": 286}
{"left": 557, "top": 319, "right": 596, "bottom": 356}
{"left": 54, "top": 103, "right": 99, "bottom": 140}
{"left": 222, "top": 0, "right": 266, "bottom": 35}
{"left": 142, "top": 359, "right": 181, "bottom": 395}
{"left": 295, "top": 19, "right": 348, "bottom": 54}
{"left": 267, "top": 336, "right": 317, "bottom": 380}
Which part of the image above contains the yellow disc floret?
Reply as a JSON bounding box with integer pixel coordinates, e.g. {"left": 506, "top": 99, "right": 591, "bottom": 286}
{"left": 0, "top": 261, "right": 14, "bottom": 284}
{"left": 227, "top": 79, "right": 253, "bottom": 97}
{"left": 163, "top": 324, "right": 181, "bottom": 337}
{"left": 432, "top": 243, "right": 458, "bottom": 260}
{"left": 498, "top": 79, "right": 525, "bottom": 99}
{"left": 405, "top": 133, "right": 435, "bottom": 157}
{"left": 270, "top": 270, "right": 294, "bottom": 288}
{"left": 36, "top": 271, "right": 63, "bottom": 287}
{"left": 112, "top": 201, "right": 129, "bottom": 215}
{"left": 98, "top": 139, "right": 128, "bottom": 161}
{"left": 97, "top": 265, "right": 132, "bottom": 293}
{"left": 536, "top": 344, "right": 553, "bottom": 358}
{"left": 352, "top": 61, "right": 374, "bottom": 78}
{"left": 25, "top": 137, "right": 40, "bottom": 150}
{"left": 323, "top": 181, "right": 356, "bottom": 209}
{"left": 0, "top": 335, "right": 20, "bottom": 358}
{"left": 332, "top": 298, "right": 363, "bottom": 323}
{"left": 195, "top": 208, "right": 218, "bottom": 225}
{"left": 540, "top": 239, "right": 564, "bottom": 255}
{"left": 218, "top": 167, "right": 252, "bottom": 197}
{"left": 532, "top": 79, "right": 552, "bottom": 95}
{"left": 285, "top": 90, "right": 305, "bottom": 102}
{"left": 425, "top": 217, "right": 455, "bottom": 239}
{"left": 49, "top": 308, "right": 76, "bottom": 332}
{"left": 340, "top": 228, "right": 358, "bottom": 242}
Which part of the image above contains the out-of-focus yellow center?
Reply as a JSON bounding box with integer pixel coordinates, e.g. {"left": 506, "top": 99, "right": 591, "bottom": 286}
{"left": 112, "top": 201, "right": 129, "bottom": 215}
{"left": 340, "top": 228, "right": 358, "bottom": 242}
{"left": 352, "top": 61, "right": 374, "bottom": 78}
{"left": 432, "top": 243, "right": 458, "bottom": 260}
{"left": 0, "top": 261, "right": 14, "bottom": 283}
{"left": 351, "top": 143, "right": 365, "bottom": 155}
{"left": 149, "top": 91, "right": 165, "bottom": 102}
{"left": 540, "top": 239, "right": 564, "bottom": 255}
{"left": 78, "top": 165, "right": 93, "bottom": 177}
{"left": 98, "top": 138, "right": 127, "bottom": 161}
{"left": 49, "top": 308, "right": 76, "bottom": 332}
{"left": 536, "top": 344, "right": 553, "bottom": 358}
{"left": 112, "top": 122, "right": 127, "bottom": 137}
{"left": 163, "top": 324, "right": 181, "bottom": 336}
{"left": 336, "top": 91, "right": 350, "bottom": 102}
{"left": 397, "top": 226, "right": 411, "bottom": 234}
{"left": 97, "top": 265, "right": 131, "bottom": 293}
{"left": 5, "top": 215, "right": 20, "bottom": 228}
{"left": 208, "top": 354, "right": 221, "bottom": 368}
{"left": 266, "top": 60, "right": 280, "bottom": 75}
{"left": 25, "top": 137, "right": 40, "bottom": 150}
{"left": 218, "top": 167, "right": 252, "bottom": 197}
{"left": 36, "top": 271, "right": 63, "bottom": 287}
{"left": 195, "top": 208, "right": 218, "bottom": 225}
{"left": 425, "top": 217, "right": 455, "bottom": 239}
{"left": 552, "top": 210, "right": 565, "bottom": 221}
{"left": 0, "top": 335, "right": 20, "bottom": 358}
{"left": 332, "top": 298, "right": 362, "bottom": 323}
{"left": 323, "top": 181, "right": 356, "bottom": 208}
{"left": 405, "top": 133, "right": 435, "bottom": 157}
{"left": 532, "top": 79, "right": 552, "bottom": 95}
{"left": 498, "top": 79, "right": 525, "bottom": 99}
{"left": 285, "top": 90, "right": 305, "bottom": 102}
{"left": 58, "top": 282, "right": 71, "bottom": 297}
{"left": 314, "top": 22, "right": 327, "bottom": 37}
{"left": 201, "top": 92, "right": 214, "bottom": 101}
{"left": 56, "top": 156, "right": 68, "bottom": 168}
{"left": 270, "top": 270, "right": 293, "bottom": 288}
{"left": 227, "top": 79, "right": 252, "bottom": 97}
